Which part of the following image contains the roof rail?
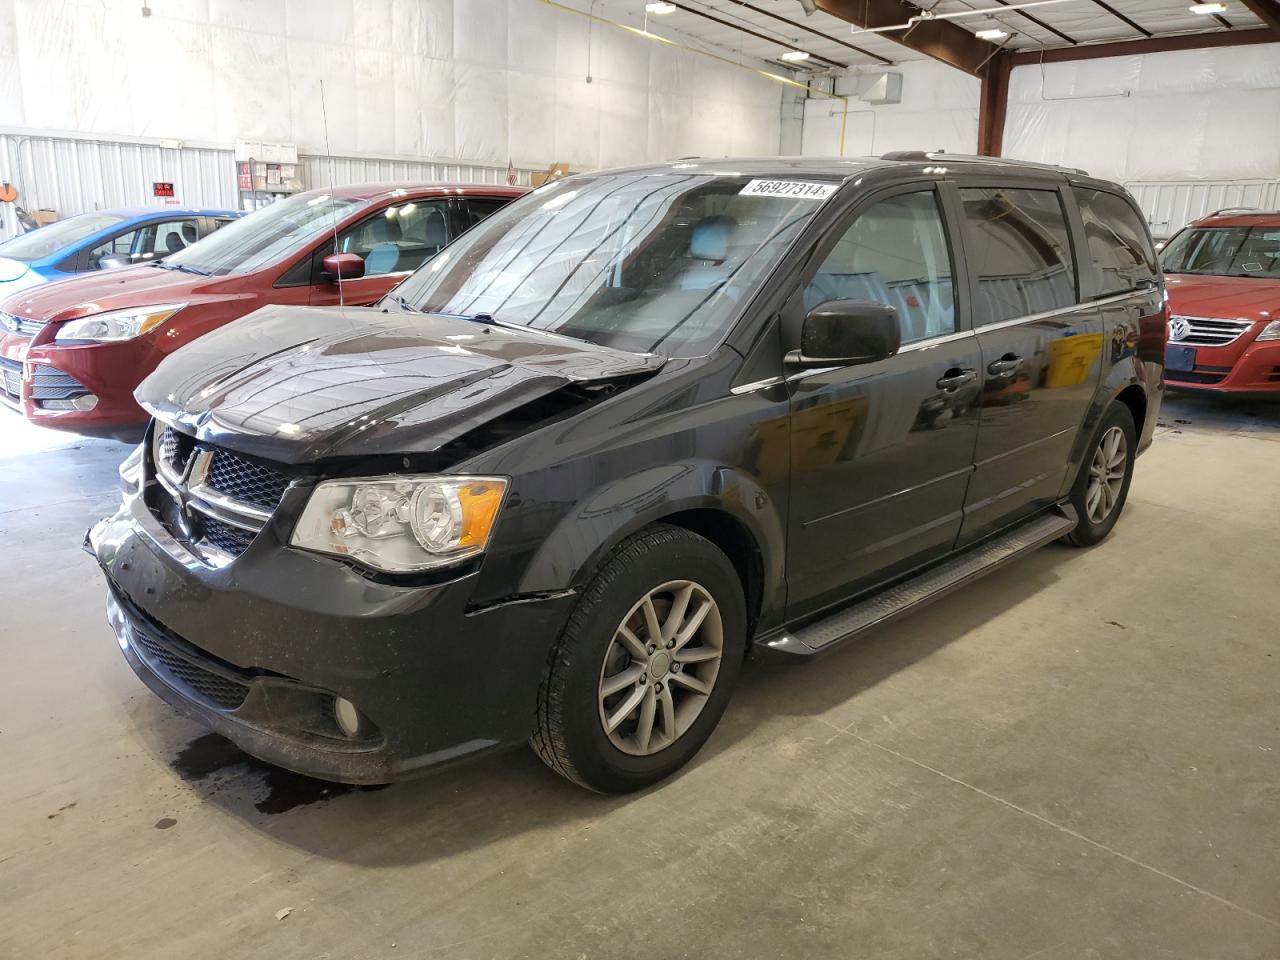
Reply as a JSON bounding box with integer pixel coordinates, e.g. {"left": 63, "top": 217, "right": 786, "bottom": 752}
{"left": 879, "top": 150, "right": 1087, "bottom": 176}
{"left": 1202, "top": 206, "right": 1277, "bottom": 218}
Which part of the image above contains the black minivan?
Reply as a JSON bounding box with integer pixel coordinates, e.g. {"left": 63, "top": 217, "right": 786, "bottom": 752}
{"left": 89, "top": 155, "right": 1166, "bottom": 793}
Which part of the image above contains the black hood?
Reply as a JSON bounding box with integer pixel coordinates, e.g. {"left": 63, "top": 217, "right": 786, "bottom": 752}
{"left": 136, "top": 304, "right": 664, "bottom": 464}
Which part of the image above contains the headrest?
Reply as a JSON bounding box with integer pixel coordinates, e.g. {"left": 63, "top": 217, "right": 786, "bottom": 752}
{"left": 181, "top": 221, "right": 198, "bottom": 243}
{"left": 688, "top": 215, "right": 736, "bottom": 261}
{"left": 422, "top": 210, "right": 447, "bottom": 246}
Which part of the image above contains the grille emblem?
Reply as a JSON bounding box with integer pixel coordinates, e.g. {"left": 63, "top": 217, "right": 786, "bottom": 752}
{"left": 1168, "top": 317, "right": 1191, "bottom": 342}
{"left": 0, "top": 313, "right": 17, "bottom": 333}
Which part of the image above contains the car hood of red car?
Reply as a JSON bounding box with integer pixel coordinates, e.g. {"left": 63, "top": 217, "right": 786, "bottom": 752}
{"left": 1164, "top": 273, "right": 1280, "bottom": 323}
{"left": 3, "top": 263, "right": 236, "bottom": 323}
{"left": 136, "top": 304, "right": 665, "bottom": 464}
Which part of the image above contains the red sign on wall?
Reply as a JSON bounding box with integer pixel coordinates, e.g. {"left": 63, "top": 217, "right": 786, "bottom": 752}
{"left": 153, "top": 182, "right": 175, "bottom": 198}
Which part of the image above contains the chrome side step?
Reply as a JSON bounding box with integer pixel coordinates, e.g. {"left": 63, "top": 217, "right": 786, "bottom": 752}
{"left": 759, "top": 505, "right": 1078, "bottom": 658}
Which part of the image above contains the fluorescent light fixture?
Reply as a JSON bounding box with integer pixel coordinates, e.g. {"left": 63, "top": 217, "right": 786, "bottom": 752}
{"left": 646, "top": 2, "right": 676, "bottom": 13}
{"left": 975, "top": 27, "right": 1009, "bottom": 39}
{"left": 1188, "top": 1, "right": 1226, "bottom": 11}
{"left": 780, "top": 50, "right": 811, "bottom": 62}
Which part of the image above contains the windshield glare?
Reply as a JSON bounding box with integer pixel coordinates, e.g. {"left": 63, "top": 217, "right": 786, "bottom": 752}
{"left": 391, "top": 174, "right": 829, "bottom": 356}
{"left": 0, "top": 213, "right": 124, "bottom": 261}
{"left": 1160, "top": 226, "right": 1280, "bottom": 279}
{"left": 164, "top": 193, "right": 361, "bottom": 276}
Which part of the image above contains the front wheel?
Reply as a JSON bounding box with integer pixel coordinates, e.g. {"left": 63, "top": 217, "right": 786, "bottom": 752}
{"left": 532, "top": 526, "right": 746, "bottom": 793}
{"left": 1062, "top": 402, "right": 1136, "bottom": 547}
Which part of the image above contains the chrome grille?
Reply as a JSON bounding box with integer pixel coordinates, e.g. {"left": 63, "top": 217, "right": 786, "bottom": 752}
{"left": 208, "top": 449, "right": 291, "bottom": 511}
{"left": 149, "top": 425, "right": 294, "bottom": 563}
{"left": 0, "top": 356, "right": 20, "bottom": 402}
{"left": 1169, "top": 316, "right": 1255, "bottom": 347}
{"left": 0, "top": 313, "right": 45, "bottom": 337}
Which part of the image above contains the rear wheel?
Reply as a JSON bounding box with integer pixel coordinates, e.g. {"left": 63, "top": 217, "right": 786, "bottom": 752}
{"left": 532, "top": 526, "right": 746, "bottom": 793}
{"left": 1062, "top": 402, "right": 1136, "bottom": 547}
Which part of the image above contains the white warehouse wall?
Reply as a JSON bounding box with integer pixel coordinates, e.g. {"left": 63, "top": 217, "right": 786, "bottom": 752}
{"left": 0, "top": 0, "right": 783, "bottom": 173}
{"left": 1005, "top": 43, "right": 1280, "bottom": 182}
{"left": 800, "top": 61, "right": 980, "bottom": 159}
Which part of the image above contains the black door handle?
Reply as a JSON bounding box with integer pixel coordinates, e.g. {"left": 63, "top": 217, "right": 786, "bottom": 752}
{"left": 987, "top": 355, "right": 1023, "bottom": 377}
{"left": 936, "top": 368, "right": 976, "bottom": 391}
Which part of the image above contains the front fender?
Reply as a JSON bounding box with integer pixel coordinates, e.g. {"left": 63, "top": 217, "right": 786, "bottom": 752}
{"left": 515, "top": 459, "right": 786, "bottom": 624}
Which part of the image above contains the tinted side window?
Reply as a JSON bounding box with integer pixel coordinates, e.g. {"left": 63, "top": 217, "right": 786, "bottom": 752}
{"left": 805, "top": 190, "right": 956, "bottom": 345}
{"left": 1074, "top": 189, "right": 1157, "bottom": 295}
{"left": 459, "top": 198, "right": 510, "bottom": 231}
{"left": 959, "top": 187, "right": 1076, "bottom": 324}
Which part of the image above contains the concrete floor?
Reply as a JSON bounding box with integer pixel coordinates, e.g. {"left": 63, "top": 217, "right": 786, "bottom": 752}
{"left": 1, "top": 392, "right": 1278, "bottom": 960}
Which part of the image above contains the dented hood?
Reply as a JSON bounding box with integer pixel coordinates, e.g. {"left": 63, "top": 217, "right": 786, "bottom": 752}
{"left": 136, "top": 304, "right": 663, "bottom": 464}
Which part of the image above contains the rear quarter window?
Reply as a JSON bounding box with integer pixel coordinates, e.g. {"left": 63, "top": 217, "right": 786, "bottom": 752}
{"left": 1074, "top": 189, "right": 1158, "bottom": 296}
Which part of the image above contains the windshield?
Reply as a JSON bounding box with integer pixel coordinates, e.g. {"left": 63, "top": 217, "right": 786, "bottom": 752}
{"left": 163, "top": 193, "right": 362, "bottom": 276}
{"left": 0, "top": 213, "right": 124, "bottom": 261}
{"left": 1160, "top": 226, "right": 1280, "bottom": 279}
{"left": 390, "top": 173, "right": 832, "bottom": 356}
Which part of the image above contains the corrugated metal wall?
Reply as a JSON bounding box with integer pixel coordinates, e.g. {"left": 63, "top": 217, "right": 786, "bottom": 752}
{"left": 0, "top": 133, "right": 533, "bottom": 240}
{"left": 1126, "top": 180, "right": 1280, "bottom": 241}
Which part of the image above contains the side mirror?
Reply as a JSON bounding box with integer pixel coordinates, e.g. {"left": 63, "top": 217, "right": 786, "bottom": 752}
{"left": 97, "top": 254, "right": 132, "bottom": 270}
{"left": 787, "top": 299, "right": 901, "bottom": 367}
{"left": 321, "top": 252, "right": 365, "bottom": 283}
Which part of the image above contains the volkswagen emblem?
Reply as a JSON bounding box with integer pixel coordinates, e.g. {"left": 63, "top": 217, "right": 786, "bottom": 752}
{"left": 1168, "top": 317, "right": 1191, "bottom": 342}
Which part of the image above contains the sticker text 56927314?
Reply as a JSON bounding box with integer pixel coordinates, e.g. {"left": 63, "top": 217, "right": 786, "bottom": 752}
{"left": 739, "top": 179, "right": 839, "bottom": 201}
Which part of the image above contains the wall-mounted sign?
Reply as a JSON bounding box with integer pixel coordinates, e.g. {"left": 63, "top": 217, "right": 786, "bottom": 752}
{"left": 237, "top": 162, "right": 251, "bottom": 191}
{"left": 153, "top": 182, "right": 175, "bottom": 198}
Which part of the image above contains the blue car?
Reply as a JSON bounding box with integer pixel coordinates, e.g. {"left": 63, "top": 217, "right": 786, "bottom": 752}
{"left": 0, "top": 207, "right": 242, "bottom": 296}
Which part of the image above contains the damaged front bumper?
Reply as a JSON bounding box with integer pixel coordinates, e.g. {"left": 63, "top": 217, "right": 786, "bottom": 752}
{"left": 87, "top": 493, "right": 577, "bottom": 784}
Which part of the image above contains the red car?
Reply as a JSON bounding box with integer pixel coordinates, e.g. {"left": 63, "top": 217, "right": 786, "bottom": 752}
{"left": 1160, "top": 209, "right": 1280, "bottom": 395}
{"left": 0, "top": 182, "right": 526, "bottom": 434}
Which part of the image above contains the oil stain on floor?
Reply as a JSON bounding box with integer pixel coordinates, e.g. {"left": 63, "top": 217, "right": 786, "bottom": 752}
{"left": 172, "top": 733, "right": 387, "bottom": 815}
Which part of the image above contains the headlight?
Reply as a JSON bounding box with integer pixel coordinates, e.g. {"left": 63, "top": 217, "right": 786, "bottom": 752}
{"left": 54, "top": 303, "right": 185, "bottom": 343}
{"left": 1256, "top": 320, "right": 1280, "bottom": 341}
{"left": 290, "top": 476, "right": 508, "bottom": 573}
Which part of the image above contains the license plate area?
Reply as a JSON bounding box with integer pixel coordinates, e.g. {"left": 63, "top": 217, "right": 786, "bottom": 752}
{"left": 1166, "top": 344, "right": 1196, "bottom": 372}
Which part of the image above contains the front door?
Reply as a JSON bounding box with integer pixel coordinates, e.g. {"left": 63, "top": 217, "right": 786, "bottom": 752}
{"left": 785, "top": 186, "right": 981, "bottom": 617}
{"left": 952, "top": 183, "right": 1104, "bottom": 545}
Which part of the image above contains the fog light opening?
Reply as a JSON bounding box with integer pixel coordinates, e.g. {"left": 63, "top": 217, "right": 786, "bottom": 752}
{"left": 333, "top": 696, "right": 364, "bottom": 738}
{"left": 41, "top": 394, "right": 99, "bottom": 411}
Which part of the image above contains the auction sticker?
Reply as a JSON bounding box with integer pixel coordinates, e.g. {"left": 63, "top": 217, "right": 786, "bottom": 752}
{"left": 739, "top": 179, "right": 838, "bottom": 200}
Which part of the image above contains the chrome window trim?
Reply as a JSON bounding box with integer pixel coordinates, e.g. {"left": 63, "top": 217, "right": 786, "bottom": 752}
{"left": 730, "top": 376, "right": 784, "bottom": 395}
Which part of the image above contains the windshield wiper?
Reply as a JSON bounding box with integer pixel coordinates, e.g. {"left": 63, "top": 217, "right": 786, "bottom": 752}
{"left": 155, "top": 260, "right": 211, "bottom": 276}
{"left": 382, "top": 294, "right": 420, "bottom": 313}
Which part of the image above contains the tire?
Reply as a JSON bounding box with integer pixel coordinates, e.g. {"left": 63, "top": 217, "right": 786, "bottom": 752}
{"left": 531, "top": 525, "right": 747, "bottom": 793}
{"left": 1061, "top": 401, "right": 1137, "bottom": 547}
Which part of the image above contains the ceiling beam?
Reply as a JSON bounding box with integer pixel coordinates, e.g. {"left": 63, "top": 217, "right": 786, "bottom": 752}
{"left": 720, "top": 0, "right": 895, "bottom": 65}
{"left": 977, "top": 51, "right": 1012, "bottom": 156}
{"left": 814, "top": 0, "right": 999, "bottom": 77}
{"left": 1087, "top": 0, "right": 1152, "bottom": 37}
{"left": 668, "top": 1, "right": 849, "bottom": 70}
{"left": 1239, "top": 0, "right": 1280, "bottom": 36}
{"left": 1006, "top": 27, "right": 1276, "bottom": 64}
{"left": 983, "top": 0, "right": 1079, "bottom": 45}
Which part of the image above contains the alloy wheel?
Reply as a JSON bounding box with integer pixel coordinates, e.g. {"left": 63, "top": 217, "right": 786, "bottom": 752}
{"left": 1086, "top": 425, "right": 1128, "bottom": 524}
{"left": 597, "top": 580, "right": 724, "bottom": 757}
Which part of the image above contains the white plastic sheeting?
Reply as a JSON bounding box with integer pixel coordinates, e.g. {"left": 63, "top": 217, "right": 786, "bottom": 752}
{"left": 0, "top": 0, "right": 782, "bottom": 172}
{"left": 0, "top": 133, "right": 532, "bottom": 240}
{"left": 1005, "top": 43, "right": 1280, "bottom": 182}
{"left": 1125, "top": 179, "right": 1280, "bottom": 240}
{"left": 800, "top": 61, "right": 980, "bottom": 158}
